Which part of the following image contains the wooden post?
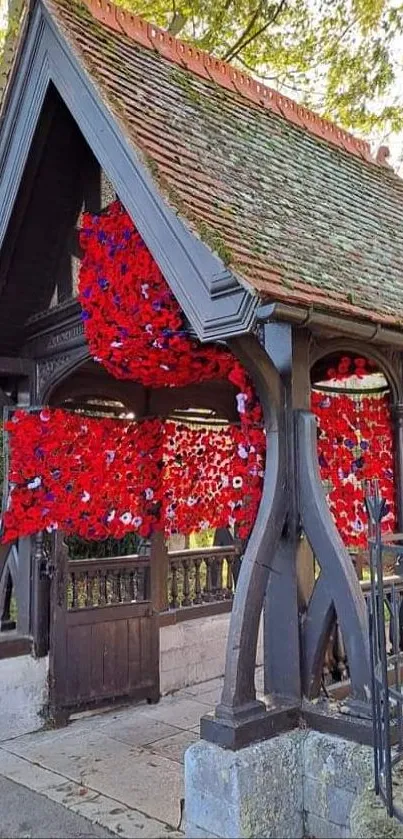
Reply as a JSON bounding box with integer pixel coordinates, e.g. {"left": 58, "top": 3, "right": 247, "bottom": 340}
{"left": 150, "top": 530, "right": 168, "bottom": 613}
{"left": 263, "top": 322, "right": 301, "bottom": 700}
{"left": 31, "top": 532, "right": 50, "bottom": 657}
{"left": 292, "top": 329, "right": 316, "bottom": 608}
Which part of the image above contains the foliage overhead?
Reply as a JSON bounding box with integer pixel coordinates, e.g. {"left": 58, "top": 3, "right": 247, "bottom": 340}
{"left": 113, "top": 0, "right": 403, "bottom": 138}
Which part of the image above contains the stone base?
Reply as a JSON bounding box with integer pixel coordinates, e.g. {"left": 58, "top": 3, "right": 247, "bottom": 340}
{"left": 185, "top": 729, "right": 378, "bottom": 838}
{"left": 185, "top": 731, "right": 303, "bottom": 839}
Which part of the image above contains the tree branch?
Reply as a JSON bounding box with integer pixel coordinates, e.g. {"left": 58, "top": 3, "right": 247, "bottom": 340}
{"left": 223, "top": 2, "right": 263, "bottom": 61}
{"left": 224, "top": 0, "right": 287, "bottom": 62}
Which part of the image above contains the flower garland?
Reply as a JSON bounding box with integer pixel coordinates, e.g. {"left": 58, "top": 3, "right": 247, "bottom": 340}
{"left": 312, "top": 390, "right": 395, "bottom": 548}
{"left": 325, "top": 354, "right": 378, "bottom": 382}
{"left": 78, "top": 200, "right": 260, "bottom": 430}
{"left": 1, "top": 409, "right": 265, "bottom": 544}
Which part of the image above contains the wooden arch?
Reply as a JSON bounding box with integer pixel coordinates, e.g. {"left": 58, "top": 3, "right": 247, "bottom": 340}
{"left": 299, "top": 338, "right": 400, "bottom": 701}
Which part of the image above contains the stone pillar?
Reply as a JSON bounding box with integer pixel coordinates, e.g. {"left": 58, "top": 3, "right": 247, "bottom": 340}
{"left": 185, "top": 729, "right": 378, "bottom": 839}
{"left": 185, "top": 732, "right": 303, "bottom": 839}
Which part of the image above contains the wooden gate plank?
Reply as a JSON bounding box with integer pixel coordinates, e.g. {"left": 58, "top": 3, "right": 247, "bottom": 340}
{"left": 67, "top": 624, "right": 92, "bottom": 703}
{"left": 49, "top": 536, "right": 159, "bottom": 718}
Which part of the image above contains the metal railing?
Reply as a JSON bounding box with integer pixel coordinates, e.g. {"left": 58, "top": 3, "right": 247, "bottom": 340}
{"left": 366, "top": 481, "right": 403, "bottom": 822}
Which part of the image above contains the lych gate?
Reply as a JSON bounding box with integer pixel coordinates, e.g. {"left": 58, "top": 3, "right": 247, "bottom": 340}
{"left": 2, "top": 2, "right": 403, "bottom": 833}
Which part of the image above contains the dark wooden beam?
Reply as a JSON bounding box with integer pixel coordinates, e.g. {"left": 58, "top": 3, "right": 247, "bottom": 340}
{"left": 150, "top": 531, "right": 168, "bottom": 613}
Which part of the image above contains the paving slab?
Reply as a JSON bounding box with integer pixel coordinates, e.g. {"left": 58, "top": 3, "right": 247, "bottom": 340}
{"left": 2, "top": 731, "right": 183, "bottom": 828}
{"left": 0, "top": 752, "right": 181, "bottom": 838}
{"left": 145, "top": 730, "right": 199, "bottom": 765}
{"left": 137, "top": 696, "right": 214, "bottom": 731}
{"left": 181, "top": 677, "right": 223, "bottom": 697}
{"left": 100, "top": 715, "right": 182, "bottom": 748}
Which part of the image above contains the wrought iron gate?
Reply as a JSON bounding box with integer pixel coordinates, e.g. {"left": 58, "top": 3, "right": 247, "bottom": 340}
{"left": 366, "top": 481, "right": 403, "bottom": 822}
{"left": 48, "top": 533, "right": 159, "bottom": 722}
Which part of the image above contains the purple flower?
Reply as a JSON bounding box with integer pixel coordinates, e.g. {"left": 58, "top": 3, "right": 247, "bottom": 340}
{"left": 81, "top": 310, "right": 90, "bottom": 321}
{"left": 98, "top": 278, "right": 109, "bottom": 290}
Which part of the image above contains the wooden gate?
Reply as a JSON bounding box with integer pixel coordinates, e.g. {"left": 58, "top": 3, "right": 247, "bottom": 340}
{"left": 49, "top": 534, "right": 159, "bottom": 722}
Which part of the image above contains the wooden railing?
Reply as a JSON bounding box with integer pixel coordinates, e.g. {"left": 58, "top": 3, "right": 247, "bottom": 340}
{"left": 166, "top": 546, "right": 238, "bottom": 610}
{"left": 65, "top": 544, "right": 240, "bottom": 618}
{"left": 324, "top": 575, "right": 403, "bottom": 692}
{"left": 67, "top": 554, "right": 150, "bottom": 609}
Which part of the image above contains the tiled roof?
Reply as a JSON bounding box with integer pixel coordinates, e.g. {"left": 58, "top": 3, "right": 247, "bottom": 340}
{"left": 42, "top": 0, "right": 403, "bottom": 328}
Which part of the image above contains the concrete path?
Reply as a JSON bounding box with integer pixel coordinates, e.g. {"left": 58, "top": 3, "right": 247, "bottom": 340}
{"left": 0, "top": 671, "right": 264, "bottom": 838}
{"left": 0, "top": 776, "right": 115, "bottom": 838}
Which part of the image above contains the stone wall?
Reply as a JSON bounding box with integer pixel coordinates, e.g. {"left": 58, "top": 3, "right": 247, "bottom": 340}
{"left": 0, "top": 654, "right": 48, "bottom": 739}
{"left": 185, "top": 729, "right": 378, "bottom": 839}
{"left": 160, "top": 612, "right": 263, "bottom": 695}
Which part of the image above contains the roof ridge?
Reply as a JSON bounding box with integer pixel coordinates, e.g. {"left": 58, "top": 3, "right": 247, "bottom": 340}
{"left": 81, "top": 0, "right": 378, "bottom": 165}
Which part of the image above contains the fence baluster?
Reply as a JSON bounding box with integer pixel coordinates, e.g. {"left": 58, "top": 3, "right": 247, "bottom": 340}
{"left": 170, "top": 561, "right": 179, "bottom": 609}
{"left": 193, "top": 558, "right": 202, "bottom": 604}
{"left": 225, "top": 557, "right": 234, "bottom": 599}
{"left": 182, "top": 559, "right": 191, "bottom": 607}
{"left": 335, "top": 623, "right": 348, "bottom": 681}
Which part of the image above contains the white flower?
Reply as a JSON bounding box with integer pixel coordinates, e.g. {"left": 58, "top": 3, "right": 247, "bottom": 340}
{"left": 106, "top": 450, "right": 116, "bottom": 464}
{"left": 111, "top": 340, "right": 123, "bottom": 348}
{"left": 237, "top": 444, "right": 248, "bottom": 459}
{"left": 233, "top": 476, "right": 243, "bottom": 489}
{"left": 81, "top": 491, "right": 91, "bottom": 503}
{"left": 81, "top": 424, "right": 88, "bottom": 433}
{"left": 120, "top": 512, "right": 132, "bottom": 525}
{"left": 46, "top": 522, "right": 58, "bottom": 532}
{"left": 187, "top": 496, "right": 197, "bottom": 507}
{"left": 145, "top": 324, "right": 153, "bottom": 334}
{"left": 221, "top": 475, "right": 229, "bottom": 488}
{"left": 141, "top": 283, "right": 149, "bottom": 298}
{"left": 39, "top": 411, "right": 50, "bottom": 422}
{"left": 132, "top": 516, "right": 143, "bottom": 528}
{"left": 144, "top": 488, "right": 154, "bottom": 500}
{"left": 107, "top": 510, "right": 116, "bottom": 522}
{"left": 27, "top": 477, "right": 42, "bottom": 490}
{"left": 200, "top": 520, "right": 210, "bottom": 530}
{"left": 236, "top": 393, "right": 247, "bottom": 414}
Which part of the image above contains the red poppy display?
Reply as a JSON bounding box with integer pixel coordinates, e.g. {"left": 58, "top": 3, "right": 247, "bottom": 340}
{"left": 78, "top": 200, "right": 259, "bottom": 405}
{"left": 1, "top": 409, "right": 265, "bottom": 543}
{"left": 1, "top": 200, "right": 267, "bottom": 544}
{"left": 312, "top": 390, "right": 395, "bottom": 548}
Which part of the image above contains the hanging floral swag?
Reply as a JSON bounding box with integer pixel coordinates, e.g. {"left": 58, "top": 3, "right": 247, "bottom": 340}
{"left": 1, "top": 409, "right": 264, "bottom": 544}
{"left": 312, "top": 389, "right": 395, "bottom": 549}
{"left": 1, "top": 201, "right": 266, "bottom": 544}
